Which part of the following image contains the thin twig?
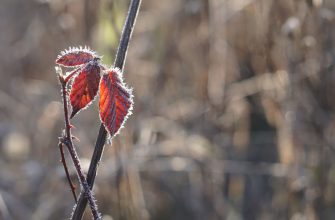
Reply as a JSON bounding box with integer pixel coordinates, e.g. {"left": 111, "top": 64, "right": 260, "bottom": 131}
{"left": 57, "top": 70, "right": 101, "bottom": 220}
{"left": 71, "top": 0, "right": 142, "bottom": 219}
{"left": 58, "top": 142, "right": 78, "bottom": 202}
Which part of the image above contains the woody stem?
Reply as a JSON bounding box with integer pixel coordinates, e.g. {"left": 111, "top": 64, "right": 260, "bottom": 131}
{"left": 57, "top": 71, "right": 101, "bottom": 220}
{"left": 71, "top": 0, "right": 142, "bottom": 219}
{"left": 58, "top": 142, "right": 78, "bottom": 203}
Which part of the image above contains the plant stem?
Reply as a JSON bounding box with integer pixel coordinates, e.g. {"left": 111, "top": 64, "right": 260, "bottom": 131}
{"left": 114, "top": 0, "right": 142, "bottom": 70}
{"left": 58, "top": 73, "right": 101, "bottom": 220}
{"left": 58, "top": 142, "right": 78, "bottom": 202}
{"left": 71, "top": 0, "right": 142, "bottom": 219}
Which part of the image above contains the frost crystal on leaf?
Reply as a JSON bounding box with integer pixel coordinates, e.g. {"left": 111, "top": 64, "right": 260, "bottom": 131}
{"left": 56, "top": 46, "right": 97, "bottom": 67}
{"left": 55, "top": 47, "right": 133, "bottom": 139}
{"left": 99, "top": 68, "right": 133, "bottom": 138}
{"left": 69, "top": 60, "right": 101, "bottom": 118}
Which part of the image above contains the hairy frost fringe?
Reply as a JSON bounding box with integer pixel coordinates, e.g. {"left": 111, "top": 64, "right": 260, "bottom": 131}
{"left": 57, "top": 45, "right": 97, "bottom": 59}
{"left": 70, "top": 203, "right": 78, "bottom": 220}
{"left": 70, "top": 188, "right": 102, "bottom": 220}
{"left": 68, "top": 71, "right": 101, "bottom": 119}
{"left": 102, "top": 67, "right": 134, "bottom": 143}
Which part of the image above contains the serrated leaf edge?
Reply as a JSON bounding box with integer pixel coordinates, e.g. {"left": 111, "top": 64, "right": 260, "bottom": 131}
{"left": 99, "top": 68, "right": 134, "bottom": 139}
{"left": 69, "top": 66, "right": 102, "bottom": 119}
{"left": 57, "top": 45, "right": 98, "bottom": 60}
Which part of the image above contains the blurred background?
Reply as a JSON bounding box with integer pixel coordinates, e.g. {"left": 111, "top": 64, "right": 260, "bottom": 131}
{"left": 1, "top": 0, "right": 335, "bottom": 219}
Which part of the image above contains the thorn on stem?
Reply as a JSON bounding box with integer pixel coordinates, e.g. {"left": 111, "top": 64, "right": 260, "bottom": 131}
{"left": 72, "top": 135, "right": 80, "bottom": 142}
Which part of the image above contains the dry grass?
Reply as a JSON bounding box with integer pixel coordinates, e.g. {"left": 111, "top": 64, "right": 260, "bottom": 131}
{"left": 0, "top": 0, "right": 335, "bottom": 219}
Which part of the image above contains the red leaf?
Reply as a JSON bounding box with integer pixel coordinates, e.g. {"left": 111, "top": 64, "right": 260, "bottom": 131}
{"left": 99, "top": 68, "right": 133, "bottom": 137}
{"left": 56, "top": 46, "right": 96, "bottom": 67}
{"left": 69, "top": 62, "right": 101, "bottom": 118}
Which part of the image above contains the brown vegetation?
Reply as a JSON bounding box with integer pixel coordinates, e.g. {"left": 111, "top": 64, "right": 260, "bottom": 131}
{"left": 0, "top": 0, "right": 335, "bottom": 219}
